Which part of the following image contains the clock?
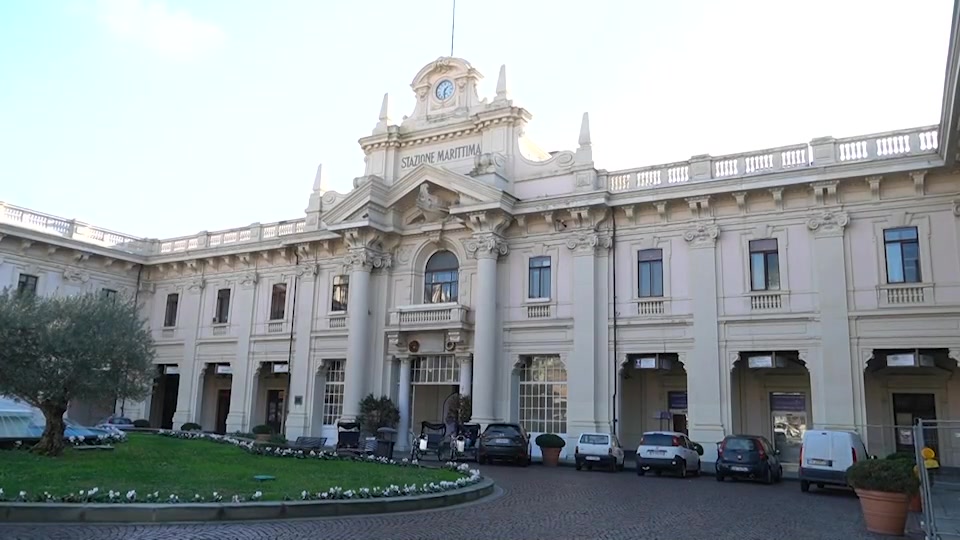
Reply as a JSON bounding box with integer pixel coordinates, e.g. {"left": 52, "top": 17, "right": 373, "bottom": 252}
{"left": 435, "top": 79, "right": 454, "bottom": 101}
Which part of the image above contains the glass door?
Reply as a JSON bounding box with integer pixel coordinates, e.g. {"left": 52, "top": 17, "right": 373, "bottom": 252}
{"left": 266, "top": 389, "right": 285, "bottom": 434}
{"left": 770, "top": 392, "right": 807, "bottom": 463}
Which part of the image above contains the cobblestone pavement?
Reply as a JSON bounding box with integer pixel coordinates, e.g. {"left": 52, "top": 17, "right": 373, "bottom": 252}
{"left": 0, "top": 463, "right": 898, "bottom": 540}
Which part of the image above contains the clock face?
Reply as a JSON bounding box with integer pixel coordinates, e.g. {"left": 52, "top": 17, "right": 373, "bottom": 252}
{"left": 435, "top": 79, "right": 454, "bottom": 101}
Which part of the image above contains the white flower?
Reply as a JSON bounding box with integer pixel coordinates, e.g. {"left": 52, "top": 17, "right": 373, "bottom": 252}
{"left": 126, "top": 490, "right": 136, "bottom": 501}
{"left": 251, "top": 491, "right": 262, "bottom": 500}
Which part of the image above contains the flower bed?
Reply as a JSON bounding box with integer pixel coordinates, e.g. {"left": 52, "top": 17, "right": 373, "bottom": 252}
{"left": 0, "top": 430, "right": 481, "bottom": 504}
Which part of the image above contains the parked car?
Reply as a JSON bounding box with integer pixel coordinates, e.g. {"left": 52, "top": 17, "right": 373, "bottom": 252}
{"left": 799, "top": 429, "right": 870, "bottom": 492}
{"left": 574, "top": 432, "right": 625, "bottom": 471}
{"left": 635, "top": 430, "right": 703, "bottom": 477}
{"left": 96, "top": 416, "right": 134, "bottom": 431}
{"left": 715, "top": 434, "right": 783, "bottom": 484}
{"left": 478, "top": 423, "right": 531, "bottom": 466}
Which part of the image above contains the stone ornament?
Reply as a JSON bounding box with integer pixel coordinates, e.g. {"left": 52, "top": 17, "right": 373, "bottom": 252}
{"left": 682, "top": 223, "right": 720, "bottom": 247}
{"left": 344, "top": 248, "right": 392, "bottom": 272}
{"left": 465, "top": 233, "right": 508, "bottom": 260}
{"left": 187, "top": 277, "right": 205, "bottom": 292}
{"left": 62, "top": 268, "right": 89, "bottom": 283}
{"left": 565, "top": 231, "right": 611, "bottom": 254}
{"left": 239, "top": 273, "right": 258, "bottom": 289}
{"left": 806, "top": 210, "right": 849, "bottom": 235}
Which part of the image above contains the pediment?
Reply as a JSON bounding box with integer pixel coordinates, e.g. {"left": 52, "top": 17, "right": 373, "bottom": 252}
{"left": 321, "top": 164, "right": 516, "bottom": 229}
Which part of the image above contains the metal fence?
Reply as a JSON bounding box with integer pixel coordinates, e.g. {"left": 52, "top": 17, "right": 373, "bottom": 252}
{"left": 915, "top": 420, "right": 960, "bottom": 540}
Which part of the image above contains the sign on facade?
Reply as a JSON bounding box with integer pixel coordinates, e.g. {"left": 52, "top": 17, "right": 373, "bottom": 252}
{"left": 400, "top": 143, "right": 482, "bottom": 169}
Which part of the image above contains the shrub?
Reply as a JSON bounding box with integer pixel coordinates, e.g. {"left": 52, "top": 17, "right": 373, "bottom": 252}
{"left": 251, "top": 424, "right": 272, "bottom": 435}
{"left": 132, "top": 419, "right": 150, "bottom": 428}
{"left": 358, "top": 394, "right": 400, "bottom": 434}
{"left": 180, "top": 422, "right": 201, "bottom": 432}
{"left": 535, "top": 433, "right": 566, "bottom": 448}
{"left": 232, "top": 431, "right": 256, "bottom": 440}
{"left": 847, "top": 458, "right": 919, "bottom": 495}
{"left": 885, "top": 451, "right": 916, "bottom": 462}
{"left": 269, "top": 434, "right": 288, "bottom": 445}
{"left": 446, "top": 394, "right": 472, "bottom": 424}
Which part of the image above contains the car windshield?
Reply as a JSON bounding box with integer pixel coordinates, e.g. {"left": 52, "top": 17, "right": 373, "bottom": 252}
{"left": 580, "top": 434, "right": 609, "bottom": 445}
{"left": 485, "top": 425, "right": 520, "bottom": 437}
{"left": 724, "top": 438, "right": 757, "bottom": 451}
{"left": 640, "top": 433, "right": 676, "bottom": 446}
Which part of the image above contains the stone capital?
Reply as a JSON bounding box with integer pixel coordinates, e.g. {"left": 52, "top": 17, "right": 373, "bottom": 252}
{"left": 344, "top": 247, "right": 392, "bottom": 272}
{"left": 465, "top": 233, "right": 508, "bottom": 260}
{"left": 295, "top": 263, "right": 320, "bottom": 279}
{"left": 186, "top": 277, "right": 205, "bottom": 293}
{"left": 565, "top": 230, "right": 611, "bottom": 255}
{"left": 682, "top": 222, "right": 720, "bottom": 248}
{"left": 806, "top": 210, "right": 849, "bottom": 236}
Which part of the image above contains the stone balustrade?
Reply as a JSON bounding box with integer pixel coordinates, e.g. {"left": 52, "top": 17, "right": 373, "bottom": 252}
{"left": 603, "top": 125, "right": 939, "bottom": 192}
{"left": 388, "top": 303, "right": 471, "bottom": 328}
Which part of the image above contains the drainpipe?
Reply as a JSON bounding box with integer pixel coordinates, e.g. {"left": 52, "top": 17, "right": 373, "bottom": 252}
{"left": 281, "top": 252, "right": 300, "bottom": 434}
{"left": 611, "top": 210, "right": 619, "bottom": 436}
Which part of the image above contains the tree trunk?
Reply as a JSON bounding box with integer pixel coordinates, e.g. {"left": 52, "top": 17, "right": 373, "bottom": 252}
{"left": 33, "top": 402, "right": 67, "bottom": 457}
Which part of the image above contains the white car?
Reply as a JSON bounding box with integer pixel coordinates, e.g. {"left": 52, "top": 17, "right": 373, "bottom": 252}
{"left": 574, "top": 432, "right": 625, "bottom": 471}
{"left": 635, "top": 430, "right": 703, "bottom": 478}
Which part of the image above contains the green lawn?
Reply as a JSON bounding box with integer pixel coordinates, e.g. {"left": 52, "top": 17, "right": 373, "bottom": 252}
{"left": 0, "top": 434, "right": 462, "bottom": 501}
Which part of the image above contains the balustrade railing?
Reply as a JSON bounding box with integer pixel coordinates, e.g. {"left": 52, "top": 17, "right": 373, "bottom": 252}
{"left": 388, "top": 303, "right": 470, "bottom": 327}
{"left": 604, "top": 125, "right": 939, "bottom": 193}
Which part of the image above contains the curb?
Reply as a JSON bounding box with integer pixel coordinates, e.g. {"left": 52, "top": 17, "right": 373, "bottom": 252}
{"left": 0, "top": 478, "right": 494, "bottom": 523}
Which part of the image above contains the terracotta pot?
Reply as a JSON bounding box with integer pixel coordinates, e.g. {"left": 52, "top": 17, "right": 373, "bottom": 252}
{"left": 909, "top": 493, "right": 922, "bottom": 513}
{"left": 540, "top": 447, "right": 562, "bottom": 466}
{"left": 855, "top": 488, "right": 910, "bottom": 536}
{"left": 255, "top": 434, "right": 270, "bottom": 442}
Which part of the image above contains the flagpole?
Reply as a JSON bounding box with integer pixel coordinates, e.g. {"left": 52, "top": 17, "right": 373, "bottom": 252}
{"left": 450, "top": 0, "right": 456, "bottom": 57}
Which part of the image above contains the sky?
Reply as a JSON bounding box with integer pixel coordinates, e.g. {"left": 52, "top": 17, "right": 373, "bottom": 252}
{"left": 0, "top": 0, "right": 953, "bottom": 239}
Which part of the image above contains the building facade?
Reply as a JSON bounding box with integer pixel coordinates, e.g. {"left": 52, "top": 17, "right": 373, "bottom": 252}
{"left": 2, "top": 51, "right": 960, "bottom": 467}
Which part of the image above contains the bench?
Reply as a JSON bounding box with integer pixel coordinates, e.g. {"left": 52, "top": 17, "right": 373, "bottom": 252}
{"left": 291, "top": 436, "right": 327, "bottom": 450}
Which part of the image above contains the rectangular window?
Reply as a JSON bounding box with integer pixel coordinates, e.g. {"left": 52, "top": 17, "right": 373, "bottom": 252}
{"left": 528, "top": 256, "right": 551, "bottom": 299}
{"left": 331, "top": 275, "right": 349, "bottom": 312}
{"left": 410, "top": 355, "right": 460, "bottom": 384}
{"left": 101, "top": 288, "right": 117, "bottom": 300}
{"left": 518, "top": 355, "right": 568, "bottom": 434}
{"left": 163, "top": 293, "right": 179, "bottom": 327}
{"left": 16, "top": 274, "right": 38, "bottom": 295}
{"left": 269, "top": 283, "right": 287, "bottom": 320}
{"left": 884, "top": 227, "right": 921, "bottom": 284}
{"left": 638, "top": 249, "right": 664, "bottom": 297}
{"left": 749, "top": 239, "right": 780, "bottom": 291}
{"left": 322, "top": 360, "right": 346, "bottom": 425}
{"left": 214, "top": 288, "right": 231, "bottom": 324}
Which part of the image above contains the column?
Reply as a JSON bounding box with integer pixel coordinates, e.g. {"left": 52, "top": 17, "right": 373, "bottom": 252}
{"left": 566, "top": 231, "right": 609, "bottom": 434}
{"left": 466, "top": 233, "right": 507, "bottom": 426}
{"left": 458, "top": 354, "right": 473, "bottom": 396}
{"left": 340, "top": 250, "right": 373, "bottom": 422}
{"left": 226, "top": 273, "right": 258, "bottom": 433}
{"left": 683, "top": 223, "right": 725, "bottom": 463}
{"left": 396, "top": 356, "right": 412, "bottom": 451}
{"left": 285, "top": 263, "right": 319, "bottom": 439}
{"left": 806, "top": 211, "right": 857, "bottom": 430}
{"left": 172, "top": 278, "right": 205, "bottom": 429}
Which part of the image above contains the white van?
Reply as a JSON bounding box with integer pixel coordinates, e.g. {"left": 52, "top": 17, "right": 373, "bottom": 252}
{"left": 798, "top": 429, "right": 870, "bottom": 492}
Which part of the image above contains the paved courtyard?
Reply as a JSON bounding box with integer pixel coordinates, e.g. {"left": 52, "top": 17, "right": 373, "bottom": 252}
{"left": 0, "top": 463, "right": 908, "bottom": 540}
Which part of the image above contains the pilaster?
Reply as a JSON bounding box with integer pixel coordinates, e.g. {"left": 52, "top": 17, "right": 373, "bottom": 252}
{"left": 285, "top": 263, "right": 320, "bottom": 440}
{"left": 226, "top": 273, "right": 257, "bottom": 433}
{"left": 806, "top": 210, "right": 856, "bottom": 430}
{"left": 172, "top": 278, "right": 205, "bottom": 429}
{"left": 396, "top": 356, "right": 412, "bottom": 451}
{"left": 682, "top": 222, "right": 725, "bottom": 462}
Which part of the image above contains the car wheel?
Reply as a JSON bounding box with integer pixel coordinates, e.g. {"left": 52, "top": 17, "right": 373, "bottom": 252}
{"left": 617, "top": 462, "right": 625, "bottom": 472}
{"left": 693, "top": 460, "right": 701, "bottom": 477}
{"left": 764, "top": 466, "right": 774, "bottom": 485}
{"left": 575, "top": 462, "right": 582, "bottom": 471}
{"left": 521, "top": 456, "right": 529, "bottom": 468}
{"left": 777, "top": 466, "right": 783, "bottom": 482}
{"left": 678, "top": 460, "right": 687, "bottom": 478}
{"left": 800, "top": 480, "right": 810, "bottom": 493}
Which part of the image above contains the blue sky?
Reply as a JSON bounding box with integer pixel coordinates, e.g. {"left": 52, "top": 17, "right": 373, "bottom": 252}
{"left": 0, "top": 0, "right": 953, "bottom": 239}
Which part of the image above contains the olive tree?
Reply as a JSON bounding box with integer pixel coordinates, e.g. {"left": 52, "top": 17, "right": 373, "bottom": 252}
{"left": 0, "top": 289, "right": 155, "bottom": 456}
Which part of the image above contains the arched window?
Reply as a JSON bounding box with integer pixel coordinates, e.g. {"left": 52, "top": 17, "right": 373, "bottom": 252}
{"left": 519, "top": 355, "right": 568, "bottom": 434}
{"left": 424, "top": 250, "right": 459, "bottom": 304}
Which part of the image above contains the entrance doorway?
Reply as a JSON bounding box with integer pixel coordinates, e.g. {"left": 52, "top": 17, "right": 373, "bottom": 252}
{"left": 893, "top": 392, "right": 937, "bottom": 453}
{"left": 215, "top": 389, "right": 231, "bottom": 434}
{"left": 770, "top": 392, "right": 807, "bottom": 463}
{"left": 668, "top": 390, "right": 688, "bottom": 434}
{"left": 266, "top": 389, "right": 285, "bottom": 434}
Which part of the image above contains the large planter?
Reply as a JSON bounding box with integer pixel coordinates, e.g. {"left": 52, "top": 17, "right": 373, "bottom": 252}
{"left": 255, "top": 434, "right": 270, "bottom": 442}
{"left": 540, "top": 447, "right": 561, "bottom": 467}
{"left": 855, "top": 488, "right": 910, "bottom": 536}
{"left": 909, "top": 493, "right": 922, "bottom": 513}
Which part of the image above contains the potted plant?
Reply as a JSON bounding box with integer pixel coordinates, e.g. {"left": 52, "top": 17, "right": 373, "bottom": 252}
{"left": 885, "top": 452, "right": 922, "bottom": 512}
{"left": 358, "top": 394, "right": 400, "bottom": 453}
{"left": 251, "top": 424, "right": 272, "bottom": 442}
{"left": 535, "top": 433, "right": 566, "bottom": 466}
{"left": 446, "top": 394, "right": 472, "bottom": 424}
{"left": 846, "top": 458, "right": 919, "bottom": 535}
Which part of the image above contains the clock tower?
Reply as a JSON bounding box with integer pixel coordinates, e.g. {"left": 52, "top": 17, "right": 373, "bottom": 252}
{"left": 402, "top": 56, "right": 486, "bottom": 130}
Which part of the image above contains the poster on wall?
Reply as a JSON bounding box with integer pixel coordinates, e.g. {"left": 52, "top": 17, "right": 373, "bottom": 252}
{"left": 667, "top": 391, "right": 688, "bottom": 410}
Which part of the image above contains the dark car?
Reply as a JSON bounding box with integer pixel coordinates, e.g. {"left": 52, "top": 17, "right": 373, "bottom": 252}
{"left": 715, "top": 434, "right": 783, "bottom": 484}
{"left": 478, "top": 423, "right": 531, "bottom": 466}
